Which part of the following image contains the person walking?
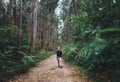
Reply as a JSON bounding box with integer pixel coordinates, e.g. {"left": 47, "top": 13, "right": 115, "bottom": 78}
{"left": 56, "top": 46, "right": 63, "bottom": 68}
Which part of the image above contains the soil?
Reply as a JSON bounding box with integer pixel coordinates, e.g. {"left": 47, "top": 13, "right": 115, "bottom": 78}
{"left": 9, "top": 55, "right": 90, "bottom": 82}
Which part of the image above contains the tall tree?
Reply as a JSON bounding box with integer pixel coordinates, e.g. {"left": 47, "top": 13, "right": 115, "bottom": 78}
{"left": 18, "top": 0, "right": 22, "bottom": 47}
{"left": 9, "top": 0, "right": 14, "bottom": 25}
{"left": 33, "top": 0, "right": 38, "bottom": 50}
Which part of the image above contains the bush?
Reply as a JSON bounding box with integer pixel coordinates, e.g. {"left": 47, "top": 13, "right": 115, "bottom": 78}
{"left": 15, "top": 51, "right": 52, "bottom": 73}
{"left": 0, "top": 25, "right": 18, "bottom": 51}
{"left": 63, "top": 43, "right": 78, "bottom": 65}
{"left": 0, "top": 25, "right": 53, "bottom": 81}
{"left": 16, "top": 56, "right": 36, "bottom": 73}
{"left": 35, "top": 51, "right": 53, "bottom": 62}
{"left": 0, "top": 50, "right": 52, "bottom": 81}
{"left": 63, "top": 37, "right": 120, "bottom": 82}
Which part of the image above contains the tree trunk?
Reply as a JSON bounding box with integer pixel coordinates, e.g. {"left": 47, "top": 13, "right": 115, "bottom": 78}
{"left": 18, "top": 0, "right": 22, "bottom": 47}
{"left": 9, "top": 0, "right": 14, "bottom": 25}
{"left": 33, "top": 0, "right": 38, "bottom": 50}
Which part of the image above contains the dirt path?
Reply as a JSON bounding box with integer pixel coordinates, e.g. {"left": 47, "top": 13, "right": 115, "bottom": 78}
{"left": 10, "top": 55, "right": 90, "bottom": 82}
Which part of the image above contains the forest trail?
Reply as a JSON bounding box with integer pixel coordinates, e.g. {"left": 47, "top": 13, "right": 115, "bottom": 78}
{"left": 10, "top": 55, "right": 90, "bottom": 82}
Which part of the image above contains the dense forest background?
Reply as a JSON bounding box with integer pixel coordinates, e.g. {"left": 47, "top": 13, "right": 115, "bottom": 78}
{"left": 0, "top": 0, "right": 120, "bottom": 82}
{"left": 63, "top": 0, "right": 120, "bottom": 82}
{"left": 0, "top": 0, "right": 58, "bottom": 81}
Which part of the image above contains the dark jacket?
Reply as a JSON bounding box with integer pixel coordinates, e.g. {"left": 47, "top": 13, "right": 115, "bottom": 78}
{"left": 56, "top": 50, "right": 62, "bottom": 57}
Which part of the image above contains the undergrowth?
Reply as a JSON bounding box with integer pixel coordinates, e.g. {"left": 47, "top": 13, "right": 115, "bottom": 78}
{"left": 63, "top": 38, "right": 120, "bottom": 82}
{"left": 0, "top": 50, "right": 52, "bottom": 81}
{"left": 0, "top": 25, "right": 53, "bottom": 81}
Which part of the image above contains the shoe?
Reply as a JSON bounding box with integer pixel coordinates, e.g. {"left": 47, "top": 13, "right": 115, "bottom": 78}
{"left": 60, "top": 66, "right": 63, "bottom": 68}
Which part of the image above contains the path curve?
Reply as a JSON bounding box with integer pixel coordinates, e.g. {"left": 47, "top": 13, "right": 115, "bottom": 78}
{"left": 10, "top": 55, "right": 90, "bottom": 82}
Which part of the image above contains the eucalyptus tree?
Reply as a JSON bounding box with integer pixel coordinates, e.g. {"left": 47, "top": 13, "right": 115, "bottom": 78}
{"left": 18, "top": 0, "right": 22, "bottom": 47}
{"left": 38, "top": 0, "right": 58, "bottom": 50}
{"left": 32, "top": 0, "right": 39, "bottom": 50}
{"left": 0, "top": 0, "right": 6, "bottom": 26}
{"left": 9, "top": 0, "right": 14, "bottom": 25}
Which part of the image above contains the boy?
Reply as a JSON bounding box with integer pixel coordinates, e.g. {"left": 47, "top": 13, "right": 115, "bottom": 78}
{"left": 56, "top": 46, "right": 63, "bottom": 68}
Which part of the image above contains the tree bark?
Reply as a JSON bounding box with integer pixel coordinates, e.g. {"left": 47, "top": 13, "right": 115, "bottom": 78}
{"left": 9, "top": 0, "right": 14, "bottom": 25}
{"left": 18, "top": 0, "right": 22, "bottom": 47}
{"left": 33, "top": 0, "right": 38, "bottom": 50}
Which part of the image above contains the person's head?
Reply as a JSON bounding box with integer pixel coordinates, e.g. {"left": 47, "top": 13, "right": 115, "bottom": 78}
{"left": 57, "top": 46, "right": 61, "bottom": 50}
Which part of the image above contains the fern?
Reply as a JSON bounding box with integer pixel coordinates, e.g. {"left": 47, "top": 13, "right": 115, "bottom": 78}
{"left": 100, "top": 27, "right": 120, "bottom": 33}
{"left": 63, "top": 43, "right": 78, "bottom": 64}
{"left": 100, "top": 27, "right": 120, "bottom": 39}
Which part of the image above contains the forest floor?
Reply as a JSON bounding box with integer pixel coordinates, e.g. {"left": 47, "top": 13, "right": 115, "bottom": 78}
{"left": 10, "top": 55, "right": 90, "bottom": 82}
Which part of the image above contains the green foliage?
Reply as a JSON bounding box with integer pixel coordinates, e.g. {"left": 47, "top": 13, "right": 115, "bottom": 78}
{"left": 63, "top": 37, "right": 120, "bottom": 82}
{"left": 100, "top": 27, "right": 120, "bottom": 33}
{"left": 0, "top": 26, "right": 18, "bottom": 51}
{"left": 16, "top": 56, "right": 36, "bottom": 72}
{"left": 18, "top": 45, "right": 34, "bottom": 55}
{"left": 68, "top": 12, "right": 89, "bottom": 28}
{"left": 41, "top": 0, "right": 58, "bottom": 13}
{"left": 0, "top": 2, "right": 8, "bottom": 26}
{"left": 15, "top": 51, "right": 52, "bottom": 73}
{"left": 64, "top": 0, "right": 120, "bottom": 81}
{"left": 75, "top": 38, "right": 107, "bottom": 71}
{"left": 35, "top": 51, "right": 53, "bottom": 62}
{"left": 63, "top": 43, "right": 78, "bottom": 65}
{"left": 0, "top": 49, "right": 52, "bottom": 81}
{"left": 100, "top": 27, "right": 120, "bottom": 39}
{"left": 0, "top": 25, "right": 52, "bottom": 81}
